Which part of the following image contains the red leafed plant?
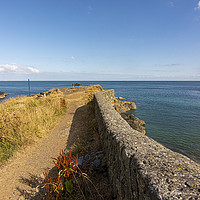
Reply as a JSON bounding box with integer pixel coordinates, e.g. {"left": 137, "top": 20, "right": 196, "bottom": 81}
{"left": 53, "top": 149, "right": 78, "bottom": 179}
{"left": 42, "top": 149, "right": 86, "bottom": 200}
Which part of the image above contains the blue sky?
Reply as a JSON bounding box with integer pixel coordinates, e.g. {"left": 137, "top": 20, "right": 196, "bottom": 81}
{"left": 0, "top": 0, "right": 200, "bottom": 81}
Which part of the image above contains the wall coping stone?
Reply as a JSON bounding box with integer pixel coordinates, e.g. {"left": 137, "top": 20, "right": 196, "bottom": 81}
{"left": 94, "top": 90, "right": 200, "bottom": 200}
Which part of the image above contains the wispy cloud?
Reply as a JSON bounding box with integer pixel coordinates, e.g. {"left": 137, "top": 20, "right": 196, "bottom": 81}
{"left": 63, "top": 56, "right": 76, "bottom": 62}
{"left": 71, "top": 56, "right": 75, "bottom": 60}
{"left": 0, "top": 63, "right": 40, "bottom": 74}
{"left": 168, "top": 1, "right": 175, "bottom": 7}
{"left": 27, "top": 67, "right": 40, "bottom": 73}
{"left": 88, "top": 5, "right": 93, "bottom": 14}
{"left": 155, "top": 63, "right": 181, "bottom": 67}
{"left": 195, "top": 1, "right": 200, "bottom": 10}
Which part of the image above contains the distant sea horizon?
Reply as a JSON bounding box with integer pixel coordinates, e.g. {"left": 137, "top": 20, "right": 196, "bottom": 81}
{"left": 1, "top": 81, "right": 200, "bottom": 163}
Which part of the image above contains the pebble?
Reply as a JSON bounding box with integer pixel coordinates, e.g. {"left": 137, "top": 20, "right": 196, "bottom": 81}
{"left": 185, "top": 180, "right": 196, "bottom": 188}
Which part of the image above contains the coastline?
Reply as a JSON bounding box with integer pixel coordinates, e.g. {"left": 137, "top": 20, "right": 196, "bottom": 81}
{"left": 0, "top": 85, "right": 200, "bottom": 199}
{"left": 1, "top": 81, "right": 200, "bottom": 163}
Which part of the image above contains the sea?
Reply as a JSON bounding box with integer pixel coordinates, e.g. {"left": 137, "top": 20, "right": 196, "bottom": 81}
{"left": 0, "top": 81, "right": 200, "bottom": 163}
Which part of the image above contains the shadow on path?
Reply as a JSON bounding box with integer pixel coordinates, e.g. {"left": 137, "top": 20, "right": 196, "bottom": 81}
{"left": 66, "top": 101, "right": 101, "bottom": 154}
{"left": 17, "top": 100, "right": 113, "bottom": 199}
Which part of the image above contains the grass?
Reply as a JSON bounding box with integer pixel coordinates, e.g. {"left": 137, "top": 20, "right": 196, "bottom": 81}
{"left": 0, "top": 88, "right": 67, "bottom": 164}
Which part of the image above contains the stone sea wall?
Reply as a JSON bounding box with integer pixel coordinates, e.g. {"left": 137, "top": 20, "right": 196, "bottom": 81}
{"left": 94, "top": 90, "right": 200, "bottom": 200}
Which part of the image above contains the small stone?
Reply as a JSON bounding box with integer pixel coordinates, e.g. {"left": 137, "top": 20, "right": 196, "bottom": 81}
{"left": 93, "top": 159, "right": 101, "bottom": 167}
{"left": 84, "top": 154, "right": 91, "bottom": 161}
{"left": 18, "top": 196, "right": 25, "bottom": 200}
{"left": 185, "top": 180, "right": 195, "bottom": 188}
{"left": 77, "top": 156, "right": 84, "bottom": 166}
{"left": 96, "top": 151, "right": 104, "bottom": 155}
{"left": 36, "top": 186, "right": 40, "bottom": 193}
{"left": 40, "top": 173, "right": 45, "bottom": 180}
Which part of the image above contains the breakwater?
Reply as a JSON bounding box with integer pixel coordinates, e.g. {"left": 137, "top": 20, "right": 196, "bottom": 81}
{"left": 94, "top": 89, "right": 200, "bottom": 199}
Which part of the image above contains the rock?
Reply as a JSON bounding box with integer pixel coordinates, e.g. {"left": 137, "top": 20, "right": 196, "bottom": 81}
{"left": 35, "top": 185, "right": 40, "bottom": 193}
{"left": 37, "top": 93, "right": 46, "bottom": 98}
{"left": 114, "top": 98, "right": 136, "bottom": 113}
{"left": 40, "top": 173, "right": 45, "bottom": 180}
{"left": 46, "top": 91, "right": 51, "bottom": 96}
{"left": 118, "top": 97, "right": 125, "bottom": 100}
{"left": 82, "top": 151, "right": 107, "bottom": 174}
{"left": 121, "top": 113, "right": 146, "bottom": 134}
{"left": 92, "top": 159, "right": 101, "bottom": 168}
{"left": 77, "top": 156, "right": 84, "bottom": 166}
{"left": 185, "top": 180, "right": 196, "bottom": 188}
{"left": 0, "top": 91, "right": 7, "bottom": 99}
{"left": 114, "top": 98, "right": 145, "bottom": 134}
{"left": 72, "top": 83, "right": 82, "bottom": 88}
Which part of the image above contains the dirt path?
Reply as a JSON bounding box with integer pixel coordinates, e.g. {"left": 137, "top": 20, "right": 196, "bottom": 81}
{"left": 0, "top": 86, "right": 103, "bottom": 200}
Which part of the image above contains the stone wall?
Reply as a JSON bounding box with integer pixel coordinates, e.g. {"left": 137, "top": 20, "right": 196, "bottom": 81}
{"left": 94, "top": 90, "right": 200, "bottom": 200}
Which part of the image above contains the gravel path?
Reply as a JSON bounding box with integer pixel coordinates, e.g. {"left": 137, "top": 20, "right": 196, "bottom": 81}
{"left": 0, "top": 88, "right": 96, "bottom": 200}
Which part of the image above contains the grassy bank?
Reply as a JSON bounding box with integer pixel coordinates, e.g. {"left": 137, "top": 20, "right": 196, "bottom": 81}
{"left": 0, "top": 89, "right": 67, "bottom": 163}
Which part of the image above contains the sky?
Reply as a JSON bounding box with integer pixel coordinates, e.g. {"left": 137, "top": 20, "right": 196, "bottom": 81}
{"left": 0, "top": 0, "right": 200, "bottom": 81}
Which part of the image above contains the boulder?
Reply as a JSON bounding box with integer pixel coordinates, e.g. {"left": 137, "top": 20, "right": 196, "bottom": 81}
{"left": 121, "top": 113, "right": 146, "bottom": 134}
{"left": 114, "top": 98, "right": 136, "bottom": 113}
{"left": 0, "top": 91, "right": 7, "bottom": 99}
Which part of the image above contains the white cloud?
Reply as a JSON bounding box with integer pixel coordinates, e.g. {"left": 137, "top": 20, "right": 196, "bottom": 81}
{"left": 0, "top": 64, "right": 40, "bottom": 74}
{"left": 27, "top": 67, "right": 40, "bottom": 73}
{"left": 0, "top": 64, "right": 18, "bottom": 72}
{"left": 195, "top": 1, "right": 200, "bottom": 10}
{"left": 71, "top": 56, "right": 75, "bottom": 60}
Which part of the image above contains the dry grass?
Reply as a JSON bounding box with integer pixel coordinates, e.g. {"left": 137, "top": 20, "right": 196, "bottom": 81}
{"left": 84, "top": 85, "right": 103, "bottom": 101}
{"left": 0, "top": 88, "right": 67, "bottom": 163}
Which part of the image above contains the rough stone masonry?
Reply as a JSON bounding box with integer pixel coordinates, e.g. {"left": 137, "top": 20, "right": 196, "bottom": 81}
{"left": 94, "top": 89, "right": 200, "bottom": 200}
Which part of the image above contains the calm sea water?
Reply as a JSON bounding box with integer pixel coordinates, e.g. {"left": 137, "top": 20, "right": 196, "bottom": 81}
{"left": 0, "top": 81, "right": 200, "bottom": 163}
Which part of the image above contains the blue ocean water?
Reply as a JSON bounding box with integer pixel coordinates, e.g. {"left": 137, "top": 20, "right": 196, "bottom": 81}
{"left": 0, "top": 81, "right": 200, "bottom": 163}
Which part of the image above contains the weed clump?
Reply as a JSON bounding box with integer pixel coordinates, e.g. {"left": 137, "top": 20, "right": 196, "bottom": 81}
{"left": 43, "top": 149, "right": 103, "bottom": 200}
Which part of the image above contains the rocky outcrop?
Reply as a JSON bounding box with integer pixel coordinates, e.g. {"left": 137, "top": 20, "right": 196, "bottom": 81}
{"left": 0, "top": 91, "right": 7, "bottom": 99}
{"left": 114, "top": 98, "right": 136, "bottom": 113}
{"left": 121, "top": 113, "right": 145, "bottom": 134}
{"left": 114, "top": 98, "right": 145, "bottom": 134}
{"left": 72, "top": 83, "right": 82, "bottom": 88}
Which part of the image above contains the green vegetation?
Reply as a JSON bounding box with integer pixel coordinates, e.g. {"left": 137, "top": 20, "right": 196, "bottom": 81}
{"left": 43, "top": 149, "right": 102, "bottom": 200}
{"left": 0, "top": 89, "right": 67, "bottom": 163}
